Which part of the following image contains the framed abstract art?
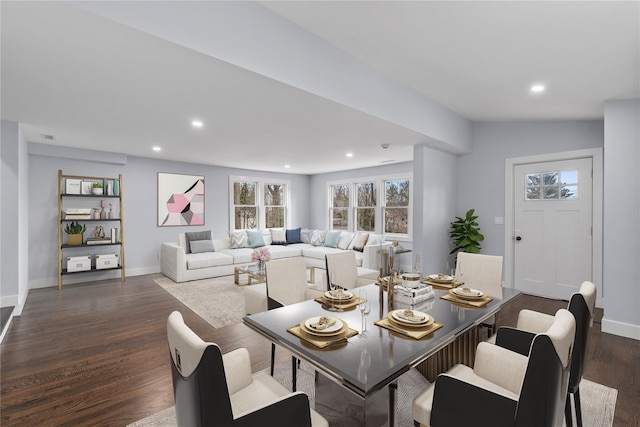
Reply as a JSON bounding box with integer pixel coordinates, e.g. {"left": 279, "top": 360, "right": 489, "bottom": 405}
{"left": 157, "top": 172, "right": 205, "bottom": 226}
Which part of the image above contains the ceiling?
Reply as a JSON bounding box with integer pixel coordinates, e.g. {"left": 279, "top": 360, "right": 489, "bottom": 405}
{"left": 2, "top": 1, "right": 638, "bottom": 174}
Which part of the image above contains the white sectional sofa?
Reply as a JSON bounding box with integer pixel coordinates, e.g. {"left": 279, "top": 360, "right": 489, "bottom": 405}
{"left": 160, "top": 228, "right": 389, "bottom": 284}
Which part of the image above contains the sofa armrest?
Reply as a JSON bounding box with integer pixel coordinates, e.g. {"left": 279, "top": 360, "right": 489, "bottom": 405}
{"left": 361, "top": 241, "right": 392, "bottom": 270}
{"left": 161, "top": 242, "right": 186, "bottom": 282}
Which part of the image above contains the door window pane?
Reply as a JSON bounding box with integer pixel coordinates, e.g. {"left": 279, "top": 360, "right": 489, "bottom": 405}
{"left": 525, "top": 170, "right": 579, "bottom": 201}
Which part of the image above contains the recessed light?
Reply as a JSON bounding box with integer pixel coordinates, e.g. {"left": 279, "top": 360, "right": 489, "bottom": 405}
{"left": 191, "top": 120, "right": 203, "bottom": 128}
{"left": 530, "top": 84, "right": 545, "bottom": 93}
{"left": 152, "top": 146, "right": 162, "bottom": 152}
{"left": 346, "top": 152, "right": 353, "bottom": 158}
{"left": 284, "top": 164, "right": 290, "bottom": 169}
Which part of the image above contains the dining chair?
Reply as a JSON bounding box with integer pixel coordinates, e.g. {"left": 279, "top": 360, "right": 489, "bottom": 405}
{"left": 265, "top": 257, "right": 323, "bottom": 392}
{"left": 167, "top": 311, "right": 328, "bottom": 427}
{"left": 325, "top": 251, "right": 376, "bottom": 291}
{"left": 412, "top": 308, "right": 576, "bottom": 427}
{"left": 491, "top": 281, "right": 596, "bottom": 427}
{"left": 455, "top": 251, "right": 503, "bottom": 337}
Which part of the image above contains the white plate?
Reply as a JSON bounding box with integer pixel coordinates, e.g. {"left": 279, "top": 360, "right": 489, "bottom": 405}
{"left": 428, "top": 274, "right": 454, "bottom": 283}
{"left": 450, "top": 287, "right": 484, "bottom": 299}
{"left": 304, "top": 316, "right": 343, "bottom": 334}
{"left": 391, "top": 309, "right": 430, "bottom": 325}
{"left": 324, "top": 290, "right": 354, "bottom": 301}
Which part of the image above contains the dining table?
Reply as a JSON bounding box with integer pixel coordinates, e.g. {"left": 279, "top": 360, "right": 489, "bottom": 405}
{"left": 243, "top": 282, "right": 521, "bottom": 426}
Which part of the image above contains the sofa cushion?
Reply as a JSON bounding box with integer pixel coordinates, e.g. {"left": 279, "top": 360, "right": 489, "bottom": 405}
{"left": 229, "top": 230, "right": 249, "bottom": 248}
{"left": 269, "top": 228, "right": 287, "bottom": 245}
{"left": 185, "top": 230, "right": 212, "bottom": 253}
{"left": 323, "top": 230, "right": 341, "bottom": 248}
{"left": 190, "top": 239, "right": 215, "bottom": 254}
{"left": 219, "top": 248, "right": 255, "bottom": 264}
{"left": 301, "top": 228, "right": 314, "bottom": 244}
{"left": 246, "top": 230, "right": 265, "bottom": 248}
{"left": 286, "top": 227, "right": 302, "bottom": 244}
{"left": 366, "top": 233, "right": 385, "bottom": 246}
{"left": 186, "top": 252, "right": 234, "bottom": 270}
{"left": 337, "top": 232, "right": 354, "bottom": 250}
{"left": 267, "top": 245, "right": 303, "bottom": 259}
{"left": 302, "top": 246, "right": 346, "bottom": 260}
{"left": 351, "top": 232, "right": 370, "bottom": 252}
{"left": 310, "top": 230, "right": 326, "bottom": 246}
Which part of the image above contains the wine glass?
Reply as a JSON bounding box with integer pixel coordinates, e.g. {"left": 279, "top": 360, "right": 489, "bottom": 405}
{"left": 455, "top": 263, "right": 464, "bottom": 285}
{"left": 413, "top": 255, "right": 420, "bottom": 274}
{"left": 328, "top": 273, "right": 342, "bottom": 312}
{"left": 358, "top": 290, "right": 368, "bottom": 337}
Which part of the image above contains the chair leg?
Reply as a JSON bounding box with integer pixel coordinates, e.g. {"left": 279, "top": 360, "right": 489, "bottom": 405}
{"left": 270, "top": 343, "right": 275, "bottom": 376}
{"left": 414, "top": 421, "right": 420, "bottom": 427}
{"left": 291, "top": 356, "right": 297, "bottom": 392}
{"left": 565, "top": 393, "right": 574, "bottom": 427}
{"left": 574, "top": 387, "right": 583, "bottom": 427}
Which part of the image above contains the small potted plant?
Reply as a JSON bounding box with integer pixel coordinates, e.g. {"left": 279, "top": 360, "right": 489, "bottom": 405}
{"left": 449, "top": 209, "right": 485, "bottom": 255}
{"left": 91, "top": 182, "right": 104, "bottom": 195}
{"left": 65, "top": 221, "right": 86, "bottom": 245}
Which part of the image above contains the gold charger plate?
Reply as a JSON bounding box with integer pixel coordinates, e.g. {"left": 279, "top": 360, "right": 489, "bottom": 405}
{"left": 300, "top": 317, "right": 346, "bottom": 337}
{"left": 388, "top": 309, "right": 434, "bottom": 328}
{"left": 440, "top": 293, "right": 493, "bottom": 308}
{"left": 288, "top": 324, "right": 357, "bottom": 349}
{"left": 374, "top": 317, "right": 443, "bottom": 340}
{"left": 449, "top": 287, "right": 484, "bottom": 300}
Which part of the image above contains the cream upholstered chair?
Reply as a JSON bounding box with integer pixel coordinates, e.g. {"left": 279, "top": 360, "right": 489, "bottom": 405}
{"left": 325, "top": 251, "right": 376, "bottom": 291}
{"left": 167, "top": 311, "right": 328, "bottom": 427}
{"left": 493, "top": 281, "right": 596, "bottom": 427}
{"left": 455, "top": 251, "right": 503, "bottom": 337}
{"left": 265, "top": 257, "right": 324, "bottom": 391}
{"left": 412, "top": 308, "right": 576, "bottom": 427}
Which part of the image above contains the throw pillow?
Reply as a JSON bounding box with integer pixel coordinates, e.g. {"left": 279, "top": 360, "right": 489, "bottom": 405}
{"left": 246, "top": 230, "right": 266, "bottom": 248}
{"left": 310, "top": 230, "right": 326, "bottom": 246}
{"left": 323, "top": 230, "right": 341, "bottom": 248}
{"left": 351, "top": 232, "right": 370, "bottom": 252}
{"left": 286, "top": 227, "right": 302, "bottom": 244}
{"left": 301, "top": 228, "right": 314, "bottom": 244}
{"left": 270, "top": 228, "right": 287, "bottom": 245}
{"left": 229, "top": 230, "right": 248, "bottom": 249}
{"left": 337, "top": 232, "right": 354, "bottom": 250}
{"left": 366, "top": 233, "right": 384, "bottom": 246}
{"left": 189, "top": 240, "right": 215, "bottom": 254}
{"left": 185, "top": 230, "right": 212, "bottom": 253}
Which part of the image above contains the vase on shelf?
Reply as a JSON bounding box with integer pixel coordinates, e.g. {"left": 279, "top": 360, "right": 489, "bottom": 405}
{"left": 100, "top": 200, "right": 106, "bottom": 219}
{"left": 108, "top": 203, "right": 114, "bottom": 219}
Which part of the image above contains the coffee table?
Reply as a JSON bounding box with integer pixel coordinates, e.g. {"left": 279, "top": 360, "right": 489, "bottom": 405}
{"left": 234, "top": 264, "right": 265, "bottom": 286}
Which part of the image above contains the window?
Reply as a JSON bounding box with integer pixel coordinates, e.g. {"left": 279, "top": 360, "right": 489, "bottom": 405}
{"left": 232, "top": 180, "right": 257, "bottom": 229}
{"left": 264, "top": 183, "right": 285, "bottom": 228}
{"left": 355, "top": 181, "right": 376, "bottom": 232}
{"left": 525, "top": 170, "right": 578, "bottom": 200}
{"left": 330, "top": 183, "right": 349, "bottom": 230}
{"left": 230, "top": 176, "right": 289, "bottom": 230}
{"left": 383, "top": 178, "right": 410, "bottom": 235}
{"left": 327, "top": 174, "right": 411, "bottom": 238}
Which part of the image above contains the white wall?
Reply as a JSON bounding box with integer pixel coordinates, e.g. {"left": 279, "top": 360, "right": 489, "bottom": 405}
{"left": 27, "top": 143, "right": 311, "bottom": 289}
{"left": 1, "top": 120, "right": 29, "bottom": 314}
{"left": 458, "top": 120, "right": 604, "bottom": 258}
{"left": 602, "top": 99, "right": 640, "bottom": 340}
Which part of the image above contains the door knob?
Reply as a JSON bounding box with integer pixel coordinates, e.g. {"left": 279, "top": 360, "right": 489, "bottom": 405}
{"left": 515, "top": 236, "right": 522, "bottom": 241}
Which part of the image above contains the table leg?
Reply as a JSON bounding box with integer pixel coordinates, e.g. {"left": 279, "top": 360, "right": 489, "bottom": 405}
{"left": 234, "top": 268, "right": 240, "bottom": 285}
{"left": 308, "top": 266, "right": 316, "bottom": 284}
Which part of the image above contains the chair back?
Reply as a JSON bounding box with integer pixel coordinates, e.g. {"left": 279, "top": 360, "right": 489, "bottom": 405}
{"left": 567, "top": 281, "right": 597, "bottom": 391}
{"left": 516, "top": 309, "right": 576, "bottom": 427}
{"left": 167, "top": 311, "right": 234, "bottom": 426}
{"left": 325, "top": 251, "right": 359, "bottom": 290}
{"left": 265, "top": 257, "right": 308, "bottom": 308}
{"left": 455, "top": 252, "right": 503, "bottom": 298}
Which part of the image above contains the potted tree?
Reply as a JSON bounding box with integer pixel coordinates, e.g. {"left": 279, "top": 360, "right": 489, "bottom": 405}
{"left": 449, "top": 209, "right": 484, "bottom": 255}
{"left": 65, "top": 221, "right": 86, "bottom": 245}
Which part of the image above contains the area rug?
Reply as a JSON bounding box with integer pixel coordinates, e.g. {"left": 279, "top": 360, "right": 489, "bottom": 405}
{"left": 128, "top": 361, "right": 617, "bottom": 427}
{"left": 153, "top": 276, "right": 246, "bottom": 329}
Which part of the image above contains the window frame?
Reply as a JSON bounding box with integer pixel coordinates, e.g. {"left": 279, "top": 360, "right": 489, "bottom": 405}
{"left": 229, "top": 175, "right": 290, "bottom": 230}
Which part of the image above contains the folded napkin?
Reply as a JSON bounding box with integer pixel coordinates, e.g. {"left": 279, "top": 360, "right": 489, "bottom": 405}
{"left": 397, "top": 310, "right": 426, "bottom": 322}
{"left": 309, "top": 317, "right": 336, "bottom": 330}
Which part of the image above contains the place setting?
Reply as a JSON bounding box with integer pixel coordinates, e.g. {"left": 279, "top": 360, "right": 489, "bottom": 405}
{"left": 287, "top": 315, "right": 358, "bottom": 349}
{"left": 440, "top": 286, "right": 493, "bottom": 308}
{"left": 315, "top": 286, "right": 362, "bottom": 311}
{"left": 374, "top": 308, "right": 443, "bottom": 340}
{"left": 421, "top": 273, "right": 464, "bottom": 290}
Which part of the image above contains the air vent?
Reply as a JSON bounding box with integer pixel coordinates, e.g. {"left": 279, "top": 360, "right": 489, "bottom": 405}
{"left": 40, "top": 134, "right": 55, "bottom": 141}
{"left": 380, "top": 159, "right": 396, "bottom": 164}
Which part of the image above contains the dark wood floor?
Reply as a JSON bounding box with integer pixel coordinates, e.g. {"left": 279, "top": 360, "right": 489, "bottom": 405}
{"left": 1, "top": 274, "right": 638, "bottom": 426}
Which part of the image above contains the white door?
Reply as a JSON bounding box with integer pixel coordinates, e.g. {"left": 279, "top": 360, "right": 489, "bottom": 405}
{"left": 513, "top": 158, "right": 592, "bottom": 300}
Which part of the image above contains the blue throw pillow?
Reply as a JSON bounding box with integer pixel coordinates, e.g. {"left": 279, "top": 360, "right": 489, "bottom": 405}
{"left": 286, "top": 227, "right": 302, "bottom": 244}
{"left": 246, "top": 230, "right": 266, "bottom": 248}
{"left": 324, "top": 230, "right": 342, "bottom": 248}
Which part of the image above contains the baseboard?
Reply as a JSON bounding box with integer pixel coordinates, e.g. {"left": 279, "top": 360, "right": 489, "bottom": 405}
{"left": 601, "top": 317, "right": 640, "bottom": 340}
